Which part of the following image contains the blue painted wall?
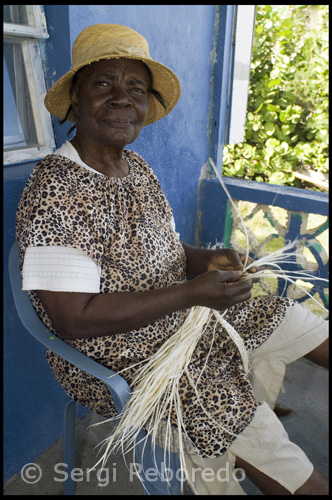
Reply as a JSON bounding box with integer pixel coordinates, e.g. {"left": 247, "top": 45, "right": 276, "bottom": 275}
{"left": 4, "top": 4, "right": 224, "bottom": 480}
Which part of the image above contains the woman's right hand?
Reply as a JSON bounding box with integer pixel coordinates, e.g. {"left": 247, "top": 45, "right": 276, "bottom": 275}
{"left": 186, "top": 269, "right": 253, "bottom": 311}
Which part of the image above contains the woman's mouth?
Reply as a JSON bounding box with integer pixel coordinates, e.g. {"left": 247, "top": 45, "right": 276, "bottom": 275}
{"left": 102, "top": 116, "right": 134, "bottom": 127}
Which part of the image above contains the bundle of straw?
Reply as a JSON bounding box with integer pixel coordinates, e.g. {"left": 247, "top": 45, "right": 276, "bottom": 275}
{"left": 94, "top": 305, "right": 249, "bottom": 480}
{"left": 92, "top": 158, "right": 327, "bottom": 488}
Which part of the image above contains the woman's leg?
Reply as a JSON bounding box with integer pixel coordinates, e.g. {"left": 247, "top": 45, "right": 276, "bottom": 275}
{"left": 235, "top": 457, "right": 329, "bottom": 495}
{"left": 248, "top": 303, "right": 328, "bottom": 410}
{"left": 228, "top": 402, "right": 325, "bottom": 496}
{"left": 304, "top": 337, "right": 329, "bottom": 368}
{"left": 211, "top": 306, "right": 328, "bottom": 495}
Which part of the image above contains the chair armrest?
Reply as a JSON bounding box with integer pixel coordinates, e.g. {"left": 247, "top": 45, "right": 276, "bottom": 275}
{"left": 9, "top": 242, "right": 131, "bottom": 414}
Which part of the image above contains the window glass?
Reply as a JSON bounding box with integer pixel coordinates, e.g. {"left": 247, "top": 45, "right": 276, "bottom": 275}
{"left": 3, "top": 40, "right": 38, "bottom": 151}
{"left": 3, "top": 5, "right": 32, "bottom": 26}
{"left": 3, "top": 5, "right": 55, "bottom": 164}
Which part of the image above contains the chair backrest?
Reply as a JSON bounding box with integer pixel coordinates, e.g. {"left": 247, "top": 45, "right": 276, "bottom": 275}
{"left": 8, "top": 241, "right": 131, "bottom": 413}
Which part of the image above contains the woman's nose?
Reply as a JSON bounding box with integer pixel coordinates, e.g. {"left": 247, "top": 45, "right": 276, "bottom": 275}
{"left": 109, "top": 85, "right": 132, "bottom": 107}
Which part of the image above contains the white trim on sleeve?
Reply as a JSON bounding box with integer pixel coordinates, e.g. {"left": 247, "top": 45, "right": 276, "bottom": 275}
{"left": 22, "top": 246, "right": 101, "bottom": 293}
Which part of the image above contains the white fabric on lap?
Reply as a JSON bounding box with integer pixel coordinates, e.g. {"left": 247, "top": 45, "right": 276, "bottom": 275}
{"left": 22, "top": 246, "right": 101, "bottom": 293}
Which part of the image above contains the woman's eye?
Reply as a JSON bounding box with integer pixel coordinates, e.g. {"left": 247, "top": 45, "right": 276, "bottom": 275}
{"left": 132, "top": 87, "right": 145, "bottom": 94}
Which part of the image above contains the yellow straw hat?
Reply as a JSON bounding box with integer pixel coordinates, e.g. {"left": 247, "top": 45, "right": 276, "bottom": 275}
{"left": 44, "top": 24, "right": 181, "bottom": 126}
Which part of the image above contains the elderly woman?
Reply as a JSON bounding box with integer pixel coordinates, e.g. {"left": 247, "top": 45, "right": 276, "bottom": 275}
{"left": 16, "top": 24, "right": 328, "bottom": 495}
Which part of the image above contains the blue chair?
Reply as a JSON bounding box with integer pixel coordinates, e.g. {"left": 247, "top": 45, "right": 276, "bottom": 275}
{"left": 8, "top": 241, "right": 182, "bottom": 495}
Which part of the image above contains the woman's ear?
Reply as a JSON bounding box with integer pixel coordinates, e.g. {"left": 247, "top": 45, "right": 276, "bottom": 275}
{"left": 70, "top": 89, "right": 79, "bottom": 118}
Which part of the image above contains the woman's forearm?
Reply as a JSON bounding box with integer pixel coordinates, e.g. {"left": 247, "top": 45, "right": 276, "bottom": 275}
{"left": 79, "top": 283, "right": 193, "bottom": 337}
{"left": 37, "top": 281, "right": 193, "bottom": 340}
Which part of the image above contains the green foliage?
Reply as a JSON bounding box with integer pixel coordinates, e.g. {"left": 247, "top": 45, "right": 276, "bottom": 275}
{"left": 223, "top": 5, "right": 329, "bottom": 189}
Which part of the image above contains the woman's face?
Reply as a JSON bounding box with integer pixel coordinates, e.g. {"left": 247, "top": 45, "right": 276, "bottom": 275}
{"left": 71, "top": 58, "right": 150, "bottom": 149}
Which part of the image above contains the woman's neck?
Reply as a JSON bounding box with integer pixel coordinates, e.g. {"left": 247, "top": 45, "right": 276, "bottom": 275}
{"left": 70, "top": 136, "right": 129, "bottom": 178}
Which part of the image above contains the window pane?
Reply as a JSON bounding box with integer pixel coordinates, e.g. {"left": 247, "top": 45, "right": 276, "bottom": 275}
{"left": 3, "top": 41, "right": 38, "bottom": 151}
{"left": 3, "top": 5, "right": 30, "bottom": 25}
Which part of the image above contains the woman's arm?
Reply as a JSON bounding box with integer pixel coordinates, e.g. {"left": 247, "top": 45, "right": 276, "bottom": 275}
{"left": 37, "top": 267, "right": 252, "bottom": 340}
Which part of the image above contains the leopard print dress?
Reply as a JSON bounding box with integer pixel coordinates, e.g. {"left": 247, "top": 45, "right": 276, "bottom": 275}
{"left": 16, "top": 149, "right": 294, "bottom": 458}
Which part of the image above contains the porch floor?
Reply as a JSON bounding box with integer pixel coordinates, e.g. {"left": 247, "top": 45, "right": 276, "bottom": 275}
{"left": 4, "top": 357, "right": 328, "bottom": 495}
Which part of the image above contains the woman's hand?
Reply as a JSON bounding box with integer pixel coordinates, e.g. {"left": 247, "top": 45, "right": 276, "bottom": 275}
{"left": 182, "top": 242, "right": 260, "bottom": 278}
{"left": 207, "top": 248, "right": 259, "bottom": 274}
{"left": 186, "top": 268, "right": 253, "bottom": 311}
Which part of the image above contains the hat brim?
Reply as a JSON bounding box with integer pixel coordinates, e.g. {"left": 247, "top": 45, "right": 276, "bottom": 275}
{"left": 44, "top": 55, "right": 181, "bottom": 126}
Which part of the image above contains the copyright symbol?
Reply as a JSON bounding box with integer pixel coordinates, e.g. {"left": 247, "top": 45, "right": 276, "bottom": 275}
{"left": 21, "top": 463, "right": 42, "bottom": 484}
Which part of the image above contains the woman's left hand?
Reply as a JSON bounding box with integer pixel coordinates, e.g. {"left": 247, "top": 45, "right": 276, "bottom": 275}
{"left": 181, "top": 242, "right": 261, "bottom": 279}
{"left": 207, "top": 248, "right": 259, "bottom": 275}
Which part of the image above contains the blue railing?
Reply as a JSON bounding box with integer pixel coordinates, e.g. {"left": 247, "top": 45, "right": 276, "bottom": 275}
{"left": 197, "top": 176, "right": 329, "bottom": 315}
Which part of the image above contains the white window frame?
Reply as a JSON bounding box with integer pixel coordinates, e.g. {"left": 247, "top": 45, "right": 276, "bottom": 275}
{"left": 227, "top": 5, "right": 256, "bottom": 145}
{"left": 3, "top": 5, "right": 55, "bottom": 165}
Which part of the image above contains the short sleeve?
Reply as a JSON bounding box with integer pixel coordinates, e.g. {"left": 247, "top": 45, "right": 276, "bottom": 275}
{"left": 16, "top": 155, "right": 105, "bottom": 271}
{"left": 22, "top": 246, "right": 101, "bottom": 293}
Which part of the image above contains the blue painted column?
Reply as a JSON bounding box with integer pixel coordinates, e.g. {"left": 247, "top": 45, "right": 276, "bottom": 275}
{"left": 196, "top": 5, "right": 235, "bottom": 247}
{"left": 208, "top": 5, "right": 235, "bottom": 174}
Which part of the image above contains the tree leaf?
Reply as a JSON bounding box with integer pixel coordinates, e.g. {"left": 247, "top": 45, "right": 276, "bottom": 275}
{"left": 264, "top": 122, "right": 275, "bottom": 135}
{"left": 267, "top": 78, "right": 281, "bottom": 88}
